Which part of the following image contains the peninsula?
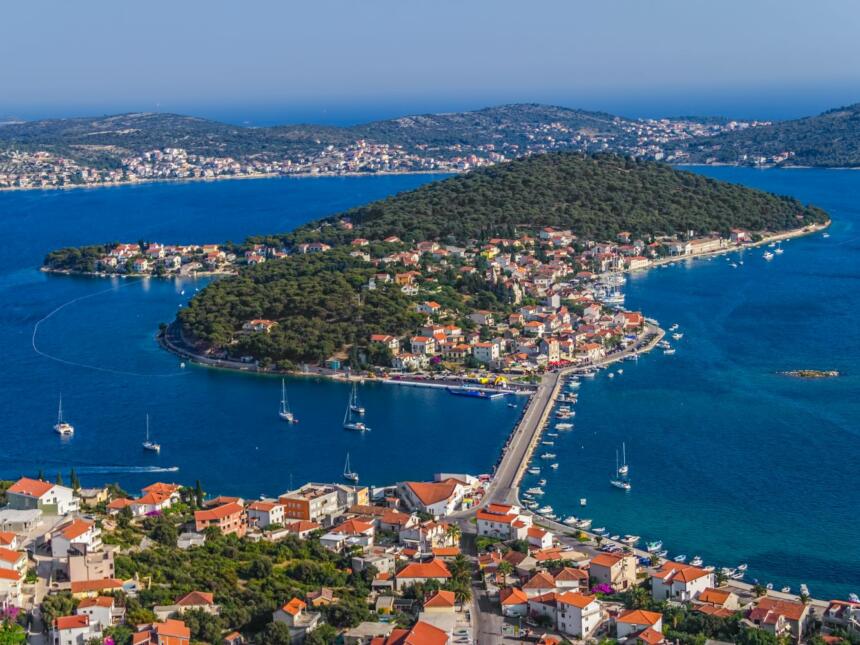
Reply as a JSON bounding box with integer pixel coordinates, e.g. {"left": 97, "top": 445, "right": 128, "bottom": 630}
{"left": 44, "top": 152, "right": 829, "bottom": 378}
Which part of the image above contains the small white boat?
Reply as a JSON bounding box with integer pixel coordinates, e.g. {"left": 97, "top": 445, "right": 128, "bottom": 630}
{"left": 547, "top": 432, "right": 559, "bottom": 438}
{"left": 538, "top": 478, "right": 547, "bottom": 486}
{"left": 655, "top": 549, "right": 668, "bottom": 558}
{"left": 737, "top": 563, "right": 748, "bottom": 572}
{"left": 731, "top": 570, "right": 745, "bottom": 580}
{"left": 541, "top": 441, "right": 554, "bottom": 446}
{"left": 669, "top": 324, "right": 679, "bottom": 332}
{"left": 766, "top": 583, "right": 774, "bottom": 591}
{"left": 617, "top": 369, "right": 623, "bottom": 375}
{"left": 550, "top": 463, "right": 559, "bottom": 470}
{"left": 580, "top": 498, "right": 587, "bottom": 506}
{"left": 672, "top": 332, "right": 683, "bottom": 340}
{"left": 673, "top": 555, "right": 687, "bottom": 562}
{"left": 704, "top": 565, "right": 715, "bottom": 572}
{"left": 730, "top": 262, "right": 738, "bottom": 268}
{"left": 621, "top": 535, "right": 640, "bottom": 545}
{"left": 608, "top": 372, "right": 615, "bottom": 378}
{"left": 822, "top": 232, "right": 831, "bottom": 239}
{"left": 690, "top": 556, "right": 703, "bottom": 567}
{"left": 646, "top": 540, "right": 663, "bottom": 552}
{"left": 763, "top": 251, "right": 775, "bottom": 261}
{"left": 800, "top": 584, "right": 810, "bottom": 596}
{"left": 278, "top": 379, "right": 298, "bottom": 423}
{"left": 142, "top": 414, "right": 161, "bottom": 453}
{"left": 781, "top": 586, "right": 791, "bottom": 593}
{"left": 528, "top": 467, "right": 541, "bottom": 475}
{"left": 663, "top": 348, "right": 676, "bottom": 355}
{"left": 576, "top": 519, "right": 592, "bottom": 529}
{"left": 537, "top": 505, "right": 554, "bottom": 514}
{"left": 526, "top": 487, "right": 544, "bottom": 495}
{"left": 563, "top": 516, "right": 578, "bottom": 526}
{"left": 610, "top": 479, "right": 631, "bottom": 490}
{"left": 556, "top": 423, "right": 573, "bottom": 430}
{"left": 541, "top": 453, "right": 556, "bottom": 459}
{"left": 610, "top": 534, "right": 621, "bottom": 541}
{"left": 53, "top": 395, "right": 75, "bottom": 436}
{"left": 593, "top": 527, "right": 607, "bottom": 535}
{"left": 343, "top": 452, "right": 359, "bottom": 482}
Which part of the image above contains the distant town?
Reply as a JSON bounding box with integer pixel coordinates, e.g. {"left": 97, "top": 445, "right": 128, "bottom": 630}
{"left": 0, "top": 115, "right": 782, "bottom": 191}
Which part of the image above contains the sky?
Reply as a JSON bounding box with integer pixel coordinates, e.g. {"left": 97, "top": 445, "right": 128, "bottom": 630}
{"left": 2, "top": 0, "right": 859, "bottom": 124}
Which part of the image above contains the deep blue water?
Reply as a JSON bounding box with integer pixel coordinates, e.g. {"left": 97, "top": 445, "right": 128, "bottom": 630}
{"left": 0, "top": 168, "right": 857, "bottom": 600}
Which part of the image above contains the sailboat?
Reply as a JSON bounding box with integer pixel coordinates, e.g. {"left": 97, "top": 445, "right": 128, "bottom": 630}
{"left": 142, "top": 414, "right": 161, "bottom": 453}
{"left": 349, "top": 383, "right": 366, "bottom": 415}
{"left": 343, "top": 391, "right": 370, "bottom": 431}
{"left": 278, "top": 379, "right": 298, "bottom": 423}
{"left": 610, "top": 449, "right": 631, "bottom": 490}
{"left": 774, "top": 242, "right": 784, "bottom": 255}
{"left": 343, "top": 453, "right": 359, "bottom": 482}
{"left": 618, "top": 442, "right": 629, "bottom": 476}
{"left": 53, "top": 395, "right": 75, "bottom": 436}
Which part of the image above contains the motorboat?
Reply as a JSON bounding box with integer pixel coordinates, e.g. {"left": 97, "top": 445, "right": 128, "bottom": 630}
{"left": 579, "top": 498, "right": 587, "bottom": 506}
{"left": 576, "top": 519, "right": 592, "bottom": 529}
{"left": 690, "top": 556, "right": 703, "bottom": 567}
{"left": 528, "top": 467, "right": 541, "bottom": 475}
{"left": 781, "top": 586, "right": 791, "bottom": 593}
{"left": 737, "top": 563, "right": 748, "bottom": 572}
{"left": 621, "top": 535, "right": 640, "bottom": 545}
{"left": 663, "top": 348, "right": 676, "bottom": 355}
{"left": 541, "top": 453, "right": 557, "bottom": 459}
{"left": 550, "top": 463, "right": 559, "bottom": 470}
{"left": 610, "top": 534, "right": 621, "bottom": 541}
{"left": 526, "top": 487, "right": 544, "bottom": 495}
{"left": 541, "top": 441, "right": 554, "bottom": 446}
{"left": 592, "top": 527, "right": 607, "bottom": 535}
{"left": 763, "top": 251, "right": 775, "bottom": 261}
{"left": 672, "top": 333, "right": 683, "bottom": 340}
{"left": 704, "top": 565, "right": 715, "bottom": 572}
{"left": 563, "top": 516, "right": 578, "bottom": 526}
{"left": 537, "top": 505, "right": 554, "bottom": 514}
{"left": 673, "top": 555, "right": 687, "bottom": 563}
{"left": 731, "top": 570, "right": 745, "bottom": 580}
{"left": 556, "top": 423, "right": 573, "bottom": 430}
{"left": 655, "top": 549, "right": 668, "bottom": 558}
{"left": 538, "top": 479, "right": 547, "bottom": 486}
{"left": 646, "top": 540, "right": 663, "bottom": 552}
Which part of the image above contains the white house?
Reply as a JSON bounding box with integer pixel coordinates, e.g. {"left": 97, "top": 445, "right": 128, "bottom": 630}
{"left": 557, "top": 592, "right": 603, "bottom": 639}
{"left": 650, "top": 562, "right": 714, "bottom": 602}
{"left": 51, "top": 519, "right": 101, "bottom": 558}
{"left": 0, "top": 547, "right": 26, "bottom": 576}
{"left": 616, "top": 609, "right": 663, "bottom": 642}
{"left": 472, "top": 342, "right": 499, "bottom": 364}
{"left": 475, "top": 504, "right": 530, "bottom": 539}
{"left": 5, "top": 477, "right": 78, "bottom": 515}
{"left": 394, "top": 559, "right": 452, "bottom": 591}
{"left": 52, "top": 615, "right": 101, "bottom": 645}
{"left": 527, "top": 526, "right": 553, "bottom": 550}
{"left": 397, "top": 479, "right": 467, "bottom": 517}
{"left": 247, "top": 501, "right": 285, "bottom": 529}
{"left": 500, "top": 587, "right": 529, "bottom": 617}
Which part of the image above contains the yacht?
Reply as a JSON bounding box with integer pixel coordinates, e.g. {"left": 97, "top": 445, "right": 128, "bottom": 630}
{"left": 690, "top": 556, "right": 703, "bottom": 567}
{"left": 774, "top": 242, "right": 784, "bottom": 255}
{"left": 610, "top": 449, "right": 631, "bottom": 490}
{"left": 550, "top": 463, "right": 559, "bottom": 470}
{"left": 646, "top": 540, "right": 663, "bottom": 553}
{"left": 663, "top": 348, "right": 676, "bottom": 355}
{"left": 576, "top": 519, "right": 592, "bottom": 529}
{"left": 568, "top": 380, "right": 581, "bottom": 390}
{"left": 537, "top": 505, "right": 554, "bottom": 514}
{"left": 278, "top": 379, "right": 298, "bottom": 423}
{"left": 349, "top": 383, "right": 366, "bottom": 415}
{"left": 541, "top": 453, "right": 556, "bottom": 460}
{"left": 673, "top": 555, "right": 687, "bottom": 563}
{"left": 617, "top": 443, "right": 629, "bottom": 476}
{"left": 672, "top": 332, "right": 683, "bottom": 340}
{"left": 563, "top": 516, "right": 579, "bottom": 526}
{"left": 343, "top": 392, "right": 370, "bottom": 432}
{"left": 53, "top": 395, "right": 75, "bottom": 436}
{"left": 342, "top": 453, "right": 359, "bottom": 482}
{"left": 763, "top": 251, "right": 775, "bottom": 261}
{"left": 142, "top": 414, "right": 161, "bottom": 453}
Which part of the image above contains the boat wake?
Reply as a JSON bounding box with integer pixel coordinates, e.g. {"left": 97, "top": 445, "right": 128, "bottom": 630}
{"left": 31, "top": 280, "right": 188, "bottom": 378}
{"left": 73, "top": 465, "right": 180, "bottom": 474}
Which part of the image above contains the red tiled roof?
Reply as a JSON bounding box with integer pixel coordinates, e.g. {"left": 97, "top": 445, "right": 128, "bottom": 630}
{"left": 424, "top": 590, "right": 455, "bottom": 608}
{"left": 754, "top": 597, "right": 807, "bottom": 622}
{"left": 176, "top": 591, "right": 214, "bottom": 606}
{"left": 396, "top": 559, "right": 452, "bottom": 580}
{"left": 500, "top": 587, "right": 528, "bottom": 605}
{"left": 78, "top": 596, "right": 114, "bottom": 609}
{"left": 194, "top": 502, "right": 243, "bottom": 522}
{"left": 54, "top": 615, "right": 89, "bottom": 630}
{"left": 557, "top": 591, "right": 596, "bottom": 609}
{"left": 651, "top": 562, "right": 710, "bottom": 584}
{"left": 404, "top": 480, "right": 459, "bottom": 506}
{"left": 60, "top": 519, "right": 94, "bottom": 540}
{"left": 636, "top": 626, "right": 665, "bottom": 644}
{"left": 70, "top": 578, "right": 123, "bottom": 593}
{"left": 281, "top": 598, "right": 306, "bottom": 616}
{"left": 523, "top": 571, "right": 555, "bottom": 590}
{"left": 0, "top": 569, "right": 22, "bottom": 581}
{"left": 0, "top": 547, "right": 23, "bottom": 564}
{"left": 618, "top": 609, "right": 662, "bottom": 626}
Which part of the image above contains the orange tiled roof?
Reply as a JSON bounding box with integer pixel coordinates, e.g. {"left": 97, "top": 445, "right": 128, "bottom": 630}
{"left": 54, "top": 615, "right": 89, "bottom": 630}
{"left": 557, "top": 591, "right": 596, "bottom": 609}
{"left": 424, "top": 590, "right": 455, "bottom": 608}
{"left": 404, "top": 480, "right": 459, "bottom": 506}
{"left": 618, "top": 609, "right": 662, "bottom": 626}
{"left": 70, "top": 578, "right": 123, "bottom": 593}
{"left": 78, "top": 596, "right": 114, "bottom": 608}
{"left": 523, "top": 571, "right": 555, "bottom": 590}
{"left": 0, "top": 547, "right": 23, "bottom": 564}
{"left": 500, "top": 586, "right": 528, "bottom": 605}
{"left": 651, "top": 562, "right": 710, "bottom": 584}
{"left": 176, "top": 591, "right": 214, "bottom": 606}
{"left": 281, "top": 598, "right": 306, "bottom": 616}
{"left": 396, "top": 559, "right": 451, "bottom": 580}
{"left": 7, "top": 477, "right": 53, "bottom": 498}
{"left": 60, "top": 519, "right": 94, "bottom": 540}
{"left": 194, "top": 502, "right": 243, "bottom": 522}
{"left": 636, "top": 626, "right": 665, "bottom": 644}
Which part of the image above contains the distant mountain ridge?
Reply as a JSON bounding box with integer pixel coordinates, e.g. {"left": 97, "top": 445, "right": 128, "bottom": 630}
{"left": 2, "top": 101, "right": 859, "bottom": 168}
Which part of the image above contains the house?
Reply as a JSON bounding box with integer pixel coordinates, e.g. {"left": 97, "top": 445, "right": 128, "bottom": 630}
{"left": 397, "top": 480, "right": 467, "bottom": 517}
{"left": 500, "top": 587, "right": 529, "bottom": 617}
{"left": 695, "top": 587, "right": 740, "bottom": 612}
{"left": 527, "top": 591, "right": 559, "bottom": 623}
{"left": 0, "top": 568, "right": 23, "bottom": 607}
{"left": 423, "top": 590, "right": 456, "bottom": 613}
{"left": 747, "top": 597, "right": 810, "bottom": 643}
{"left": 410, "top": 336, "right": 436, "bottom": 356}
{"left": 589, "top": 552, "right": 637, "bottom": 592}
{"left": 616, "top": 609, "right": 663, "bottom": 643}
{"left": 273, "top": 598, "right": 320, "bottom": 644}
{"left": 417, "top": 301, "right": 442, "bottom": 316}
{"left": 5, "top": 477, "right": 78, "bottom": 515}
{"left": 469, "top": 311, "right": 494, "bottom": 326}
{"left": 51, "top": 519, "right": 101, "bottom": 557}
{"left": 472, "top": 342, "right": 499, "bottom": 364}
{"left": 475, "top": 504, "right": 529, "bottom": 539}
{"left": 372, "top": 620, "right": 449, "bottom": 645}
{"left": 131, "top": 619, "right": 191, "bottom": 645}
{"left": 70, "top": 578, "right": 123, "bottom": 599}
{"left": 53, "top": 614, "right": 101, "bottom": 645}
{"left": 154, "top": 590, "right": 219, "bottom": 620}
{"left": 279, "top": 483, "right": 367, "bottom": 527}
{"left": 247, "top": 500, "right": 285, "bottom": 529}
{"left": 527, "top": 526, "right": 553, "bottom": 550}
{"left": 344, "top": 622, "right": 396, "bottom": 645}
{"left": 307, "top": 587, "right": 339, "bottom": 608}
{"left": 242, "top": 319, "right": 278, "bottom": 333}
{"left": 131, "top": 482, "right": 182, "bottom": 517}
{"left": 68, "top": 546, "right": 116, "bottom": 583}
{"left": 650, "top": 562, "right": 714, "bottom": 602}
{"left": 395, "top": 559, "right": 452, "bottom": 590}
{"left": 0, "top": 547, "right": 26, "bottom": 577}
{"left": 194, "top": 502, "right": 246, "bottom": 537}
{"left": 552, "top": 567, "right": 589, "bottom": 592}
{"left": 523, "top": 571, "right": 557, "bottom": 598}
{"left": 557, "top": 592, "right": 602, "bottom": 639}
{"left": 823, "top": 600, "right": 860, "bottom": 639}
{"left": 177, "top": 532, "right": 206, "bottom": 550}
{"left": 369, "top": 334, "right": 400, "bottom": 355}
{"left": 77, "top": 596, "right": 124, "bottom": 629}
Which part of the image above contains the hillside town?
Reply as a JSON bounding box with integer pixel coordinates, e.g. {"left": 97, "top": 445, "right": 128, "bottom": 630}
{"left": 0, "top": 114, "right": 768, "bottom": 190}
{"left": 0, "top": 470, "right": 854, "bottom": 645}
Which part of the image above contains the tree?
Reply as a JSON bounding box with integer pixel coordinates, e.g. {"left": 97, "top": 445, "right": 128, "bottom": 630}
{"left": 41, "top": 592, "right": 76, "bottom": 624}
{"left": 69, "top": 468, "right": 80, "bottom": 491}
{"left": 496, "top": 561, "right": 514, "bottom": 587}
{"left": 445, "top": 523, "right": 461, "bottom": 546}
{"left": 55, "top": 472, "right": 64, "bottom": 486}
{"left": 194, "top": 480, "right": 204, "bottom": 508}
{"left": 305, "top": 624, "right": 338, "bottom": 645}
{"left": 259, "top": 621, "right": 292, "bottom": 645}
{"left": 0, "top": 620, "right": 26, "bottom": 645}
{"left": 148, "top": 516, "right": 177, "bottom": 546}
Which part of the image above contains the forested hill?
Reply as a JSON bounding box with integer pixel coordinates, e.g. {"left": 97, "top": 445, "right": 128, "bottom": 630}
{"left": 684, "top": 103, "right": 860, "bottom": 167}
{"left": 273, "top": 153, "right": 828, "bottom": 245}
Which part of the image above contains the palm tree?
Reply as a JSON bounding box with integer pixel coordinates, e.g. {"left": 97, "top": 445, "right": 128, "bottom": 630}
{"left": 497, "top": 560, "right": 514, "bottom": 588}
{"left": 452, "top": 581, "right": 472, "bottom": 607}
{"left": 448, "top": 554, "right": 471, "bottom": 583}
{"left": 445, "top": 523, "right": 462, "bottom": 546}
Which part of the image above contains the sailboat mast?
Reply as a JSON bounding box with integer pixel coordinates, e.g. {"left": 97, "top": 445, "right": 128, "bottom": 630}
{"left": 57, "top": 395, "right": 63, "bottom": 423}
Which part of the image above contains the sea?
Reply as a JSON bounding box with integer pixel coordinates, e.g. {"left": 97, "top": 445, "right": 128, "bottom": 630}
{"left": 0, "top": 168, "right": 857, "bottom": 599}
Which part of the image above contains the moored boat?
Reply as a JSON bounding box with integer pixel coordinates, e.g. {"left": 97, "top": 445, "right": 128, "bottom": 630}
{"left": 53, "top": 395, "right": 75, "bottom": 436}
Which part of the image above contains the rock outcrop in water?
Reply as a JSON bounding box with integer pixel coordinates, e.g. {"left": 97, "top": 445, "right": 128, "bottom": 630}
{"left": 780, "top": 370, "right": 840, "bottom": 379}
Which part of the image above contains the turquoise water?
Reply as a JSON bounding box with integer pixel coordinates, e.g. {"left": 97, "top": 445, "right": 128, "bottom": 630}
{"left": 531, "top": 167, "right": 859, "bottom": 600}
{"left": 0, "top": 168, "right": 857, "bottom": 599}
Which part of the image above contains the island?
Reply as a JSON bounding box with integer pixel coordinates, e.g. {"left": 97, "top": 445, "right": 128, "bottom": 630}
{"left": 5, "top": 100, "right": 860, "bottom": 192}
{"left": 780, "top": 369, "right": 841, "bottom": 379}
{"left": 44, "top": 152, "right": 829, "bottom": 378}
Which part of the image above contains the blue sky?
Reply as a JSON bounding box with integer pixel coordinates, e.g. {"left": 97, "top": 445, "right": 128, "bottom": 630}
{"left": 2, "top": 0, "right": 859, "bottom": 123}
